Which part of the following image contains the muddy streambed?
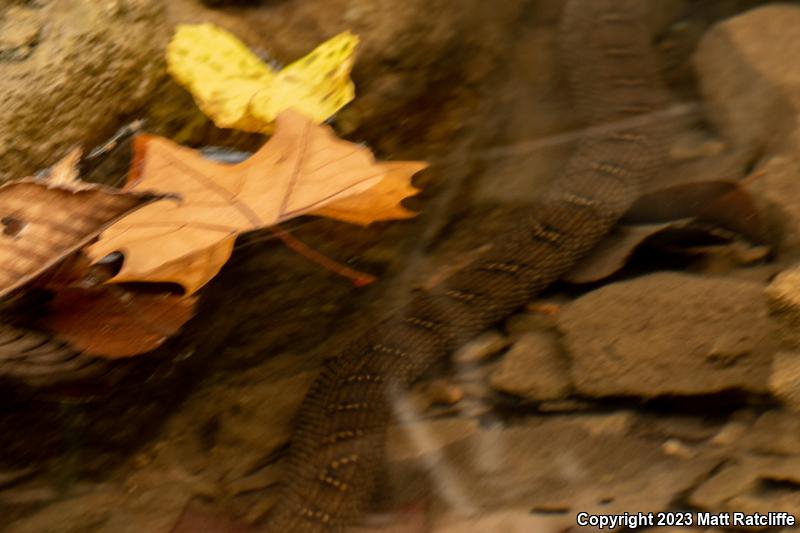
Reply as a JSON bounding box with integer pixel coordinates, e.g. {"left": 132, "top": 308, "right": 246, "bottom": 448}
{"left": 3, "top": 1, "right": 800, "bottom": 531}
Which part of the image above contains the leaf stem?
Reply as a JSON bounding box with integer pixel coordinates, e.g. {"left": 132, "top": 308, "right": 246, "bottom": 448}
{"left": 268, "top": 226, "right": 376, "bottom": 287}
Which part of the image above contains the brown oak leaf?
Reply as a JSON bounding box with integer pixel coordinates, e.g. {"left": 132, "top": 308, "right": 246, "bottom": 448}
{"left": 39, "top": 286, "right": 197, "bottom": 358}
{"left": 0, "top": 151, "right": 155, "bottom": 299}
{"left": 87, "top": 109, "right": 426, "bottom": 294}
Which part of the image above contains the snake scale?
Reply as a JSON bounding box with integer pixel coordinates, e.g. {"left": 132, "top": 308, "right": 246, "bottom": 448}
{"left": 264, "top": 0, "right": 675, "bottom": 530}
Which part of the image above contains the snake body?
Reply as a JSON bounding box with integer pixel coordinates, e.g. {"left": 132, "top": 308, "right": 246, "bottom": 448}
{"left": 264, "top": 0, "right": 674, "bottom": 530}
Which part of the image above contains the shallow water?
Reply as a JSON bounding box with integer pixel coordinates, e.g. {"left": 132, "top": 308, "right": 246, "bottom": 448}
{"left": 2, "top": 1, "right": 800, "bottom": 532}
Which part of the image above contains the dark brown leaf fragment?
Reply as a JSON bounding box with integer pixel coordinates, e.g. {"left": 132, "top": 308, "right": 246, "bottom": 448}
{"left": 40, "top": 287, "right": 196, "bottom": 358}
{"left": 0, "top": 178, "right": 154, "bottom": 299}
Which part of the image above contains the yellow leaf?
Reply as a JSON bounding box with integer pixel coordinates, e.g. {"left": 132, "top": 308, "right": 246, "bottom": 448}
{"left": 250, "top": 32, "right": 358, "bottom": 130}
{"left": 86, "top": 110, "right": 424, "bottom": 294}
{"left": 166, "top": 23, "right": 358, "bottom": 133}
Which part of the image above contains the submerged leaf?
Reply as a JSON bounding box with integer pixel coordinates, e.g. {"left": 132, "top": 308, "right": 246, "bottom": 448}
{"left": 568, "top": 180, "right": 767, "bottom": 284}
{"left": 625, "top": 180, "right": 765, "bottom": 241}
{"left": 625, "top": 181, "right": 739, "bottom": 223}
{"left": 566, "top": 223, "right": 675, "bottom": 284}
{"left": 167, "top": 23, "right": 358, "bottom": 132}
{"left": 41, "top": 287, "right": 197, "bottom": 358}
{"left": 87, "top": 110, "right": 425, "bottom": 294}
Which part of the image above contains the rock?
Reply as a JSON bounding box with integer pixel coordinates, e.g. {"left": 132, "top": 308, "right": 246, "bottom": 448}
{"left": 349, "top": 502, "right": 429, "bottom": 533}
{"left": 489, "top": 332, "right": 571, "bottom": 401}
{"left": 693, "top": 5, "right": 800, "bottom": 256}
{"left": 0, "top": 468, "right": 35, "bottom": 490}
{"left": 635, "top": 414, "right": 726, "bottom": 443}
{"left": 386, "top": 417, "right": 720, "bottom": 520}
{"left": 766, "top": 266, "right": 800, "bottom": 349}
{"left": 693, "top": 4, "right": 800, "bottom": 154}
{"left": 690, "top": 455, "right": 800, "bottom": 516}
{"left": 536, "top": 399, "right": 596, "bottom": 413}
{"left": 452, "top": 331, "right": 509, "bottom": 365}
{"left": 402, "top": 373, "right": 493, "bottom": 419}
{"left": 405, "top": 379, "right": 459, "bottom": 417}
{"left": 0, "top": 481, "right": 59, "bottom": 506}
{"left": 504, "top": 305, "right": 561, "bottom": 338}
{"left": 443, "top": 377, "right": 496, "bottom": 419}
{"left": 424, "top": 379, "right": 465, "bottom": 406}
{"left": 452, "top": 398, "right": 494, "bottom": 420}
{"left": 709, "top": 420, "right": 750, "bottom": 448}
{"left": 769, "top": 352, "right": 800, "bottom": 412}
{"left": 154, "top": 353, "right": 316, "bottom": 484}
{"left": 387, "top": 418, "right": 480, "bottom": 463}
{"left": 433, "top": 509, "right": 571, "bottom": 533}
{"left": 28, "top": 350, "right": 321, "bottom": 530}
{"left": 662, "top": 439, "right": 697, "bottom": 460}
{"left": 573, "top": 412, "right": 634, "bottom": 438}
{"left": 744, "top": 410, "right": 800, "bottom": 455}
{"left": 6, "top": 481, "right": 192, "bottom": 533}
{"left": 0, "top": 0, "right": 166, "bottom": 183}
{"left": 706, "top": 409, "right": 757, "bottom": 450}
{"left": 559, "top": 273, "right": 775, "bottom": 397}
{"left": 745, "top": 132, "right": 800, "bottom": 256}
{"left": 452, "top": 365, "right": 493, "bottom": 389}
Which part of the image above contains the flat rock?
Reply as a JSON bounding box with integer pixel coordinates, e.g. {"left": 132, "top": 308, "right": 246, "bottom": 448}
{"left": 154, "top": 352, "right": 316, "bottom": 486}
{"left": 633, "top": 414, "right": 725, "bottom": 443}
{"left": 766, "top": 266, "right": 800, "bottom": 349}
{"left": 572, "top": 411, "right": 634, "bottom": 438}
{"left": 558, "top": 273, "right": 774, "bottom": 397}
{"left": 386, "top": 416, "right": 720, "bottom": 520}
{"left": 0, "top": 0, "right": 166, "bottom": 183}
{"left": 536, "top": 399, "right": 597, "bottom": 413}
{"left": 709, "top": 419, "right": 751, "bottom": 449}
{"left": 18, "top": 351, "right": 320, "bottom": 531}
{"left": 744, "top": 131, "right": 800, "bottom": 256}
{"left": 693, "top": 4, "right": 800, "bottom": 154}
{"left": 6, "top": 481, "right": 192, "bottom": 533}
{"left": 423, "top": 379, "right": 465, "bottom": 406}
{"left": 769, "top": 351, "right": 800, "bottom": 413}
{"left": 452, "top": 331, "right": 509, "bottom": 365}
{"left": 489, "top": 332, "right": 571, "bottom": 401}
{"left": 387, "top": 418, "right": 480, "bottom": 463}
{"left": 504, "top": 306, "right": 561, "bottom": 338}
{"left": 708, "top": 409, "right": 757, "bottom": 448}
{"left": 432, "top": 509, "right": 571, "bottom": 533}
{"left": 744, "top": 410, "right": 800, "bottom": 455}
{"left": 690, "top": 455, "right": 800, "bottom": 516}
